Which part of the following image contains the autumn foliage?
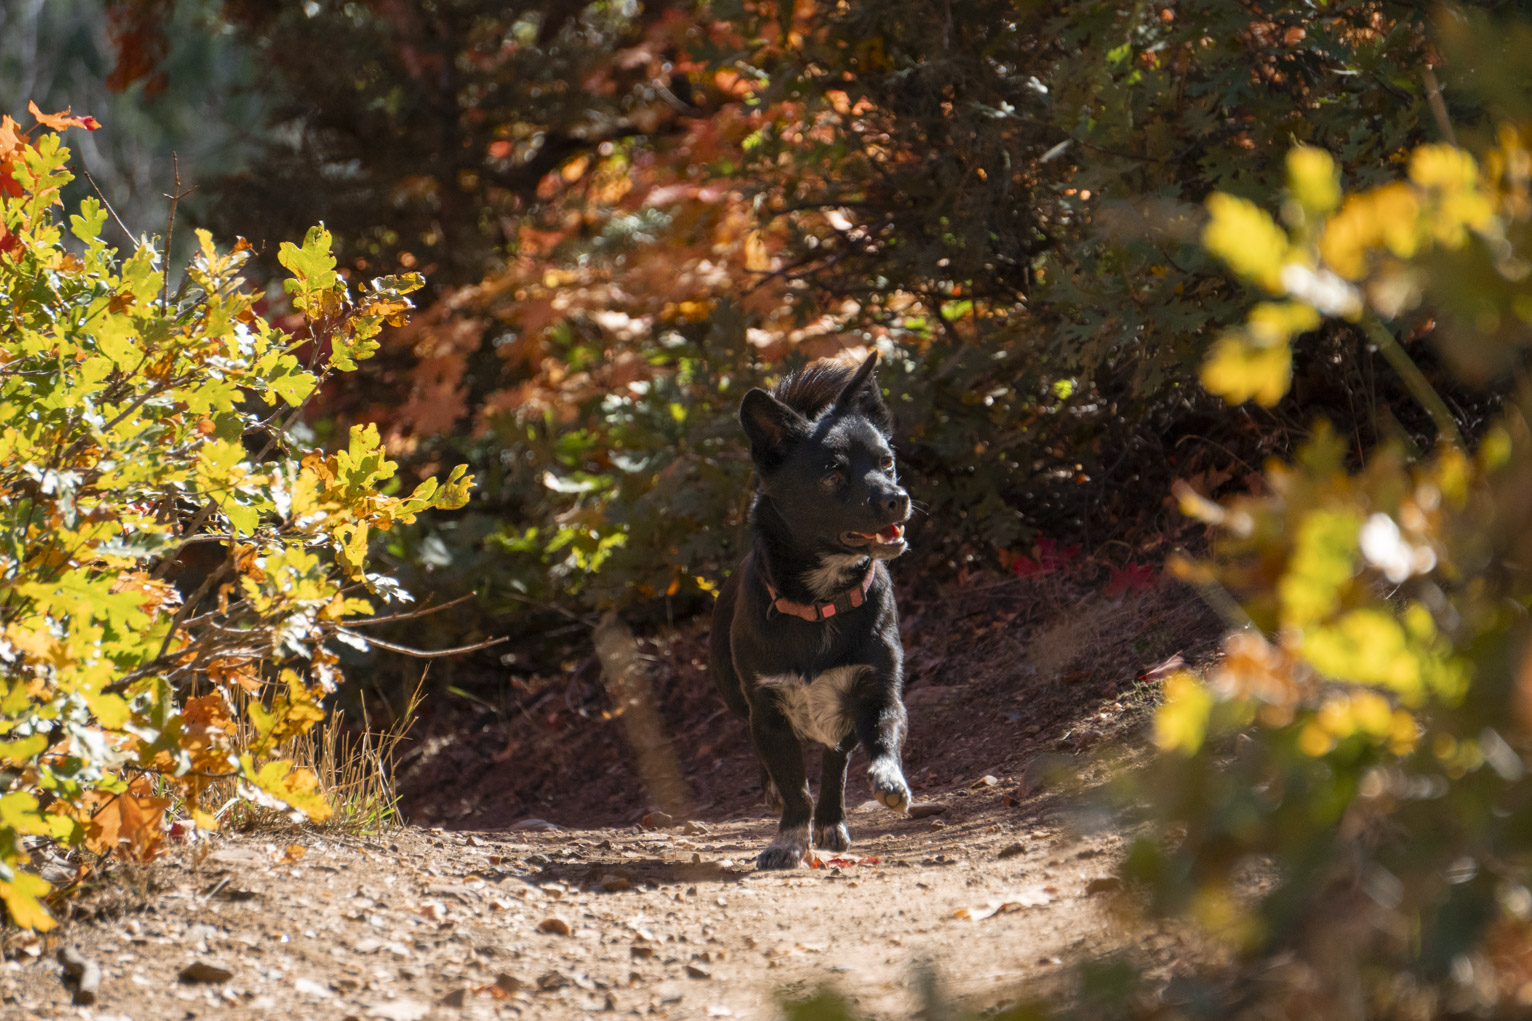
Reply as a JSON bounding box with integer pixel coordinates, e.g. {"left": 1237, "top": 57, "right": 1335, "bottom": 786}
{"left": 1120, "top": 125, "right": 1532, "bottom": 1012}
{"left": 0, "top": 109, "right": 470, "bottom": 929}
{"left": 185, "top": 0, "right": 1480, "bottom": 628}
{"left": 40, "top": 0, "right": 1532, "bottom": 1009}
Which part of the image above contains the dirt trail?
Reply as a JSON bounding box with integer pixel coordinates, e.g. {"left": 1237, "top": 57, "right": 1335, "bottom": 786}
{"left": 2, "top": 578, "right": 1216, "bottom": 1019}
{"left": 2, "top": 784, "right": 1129, "bottom": 1021}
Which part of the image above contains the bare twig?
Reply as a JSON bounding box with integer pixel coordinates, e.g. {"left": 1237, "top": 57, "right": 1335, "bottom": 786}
{"left": 1363, "top": 316, "right": 1464, "bottom": 449}
{"left": 333, "top": 628, "right": 508, "bottom": 658}
{"left": 76, "top": 162, "right": 134, "bottom": 243}
{"left": 344, "top": 593, "right": 478, "bottom": 627}
{"left": 154, "top": 561, "right": 232, "bottom": 662}
{"left": 1422, "top": 66, "right": 1457, "bottom": 147}
{"left": 500, "top": 590, "right": 600, "bottom": 627}
{"left": 159, "top": 153, "right": 196, "bottom": 313}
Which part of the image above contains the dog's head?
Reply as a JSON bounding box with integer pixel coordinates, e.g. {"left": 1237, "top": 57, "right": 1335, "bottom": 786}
{"left": 740, "top": 352, "right": 910, "bottom": 559}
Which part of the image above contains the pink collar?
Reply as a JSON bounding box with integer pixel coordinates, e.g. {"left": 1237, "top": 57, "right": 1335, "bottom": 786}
{"left": 765, "top": 560, "right": 877, "bottom": 622}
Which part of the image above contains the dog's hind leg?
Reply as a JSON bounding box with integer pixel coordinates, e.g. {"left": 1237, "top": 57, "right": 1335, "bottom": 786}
{"left": 812, "top": 742, "right": 853, "bottom": 852}
{"left": 749, "top": 708, "right": 812, "bottom": 869}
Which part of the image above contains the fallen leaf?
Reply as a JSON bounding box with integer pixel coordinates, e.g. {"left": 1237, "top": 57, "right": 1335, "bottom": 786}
{"left": 953, "top": 887, "right": 1056, "bottom": 920}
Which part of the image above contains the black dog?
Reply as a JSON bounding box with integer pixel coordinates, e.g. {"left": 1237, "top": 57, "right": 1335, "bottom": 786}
{"left": 710, "top": 351, "right": 913, "bottom": 870}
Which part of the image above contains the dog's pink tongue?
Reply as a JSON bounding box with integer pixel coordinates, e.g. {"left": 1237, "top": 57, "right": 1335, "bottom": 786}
{"left": 879, "top": 523, "right": 904, "bottom": 542}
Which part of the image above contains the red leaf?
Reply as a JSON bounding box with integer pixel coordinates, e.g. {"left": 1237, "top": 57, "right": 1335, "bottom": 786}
{"left": 1106, "top": 562, "right": 1158, "bottom": 598}
{"left": 1011, "top": 556, "right": 1043, "bottom": 577}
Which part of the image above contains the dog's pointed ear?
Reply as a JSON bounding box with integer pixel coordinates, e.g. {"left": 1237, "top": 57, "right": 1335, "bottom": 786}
{"left": 740, "top": 388, "right": 810, "bottom": 468}
{"left": 833, "top": 350, "right": 892, "bottom": 436}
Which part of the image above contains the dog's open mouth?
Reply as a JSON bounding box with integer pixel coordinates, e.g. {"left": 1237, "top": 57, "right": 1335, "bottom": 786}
{"left": 843, "top": 523, "right": 906, "bottom": 549}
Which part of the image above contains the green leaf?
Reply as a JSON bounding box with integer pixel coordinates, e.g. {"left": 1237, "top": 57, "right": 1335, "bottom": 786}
{"left": 1287, "top": 146, "right": 1341, "bottom": 217}
{"left": 1200, "top": 329, "right": 1292, "bottom": 407}
{"left": 224, "top": 500, "right": 260, "bottom": 535}
{"left": 69, "top": 198, "right": 108, "bottom": 246}
{"left": 267, "top": 357, "right": 318, "bottom": 406}
{"left": 1279, "top": 509, "right": 1361, "bottom": 627}
{"left": 0, "top": 792, "right": 51, "bottom": 837}
{"left": 1203, "top": 193, "right": 1290, "bottom": 292}
{"left": 1153, "top": 672, "right": 1213, "bottom": 755}
{"left": 278, "top": 224, "right": 339, "bottom": 296}
{"left": 0, "top": 734, "right": 48, "bottom": 766}
{"left": 240, "top": 755, "right": 333, "bottom": 822}
{"left": 0, "top": 871, "right": 56, "bottom": 932}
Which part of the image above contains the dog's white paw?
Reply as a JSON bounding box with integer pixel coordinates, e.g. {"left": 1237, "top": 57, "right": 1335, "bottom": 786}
{"left": 868, "top": 760, "right": 911, "bottom": 814}
{"left": 757, "top": 825, "right": 809, "bottom": 870}
{"left": 813, "top": 821, "right": 851, "bottom": 852}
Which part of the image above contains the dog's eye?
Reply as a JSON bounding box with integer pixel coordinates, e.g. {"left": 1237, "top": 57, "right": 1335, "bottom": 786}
{"left": 880, "top": 455, "right": 896, "bottom": 471}
{"left": 820, "top": 470, "right": 844, "bottom": 489}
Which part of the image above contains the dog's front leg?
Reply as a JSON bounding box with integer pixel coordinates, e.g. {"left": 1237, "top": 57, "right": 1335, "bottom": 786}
{"left": 748, "top": 706, "right": 812, "bottom": 869}
{"left": 857, "top": 699, "right": 911, "bottom": 814}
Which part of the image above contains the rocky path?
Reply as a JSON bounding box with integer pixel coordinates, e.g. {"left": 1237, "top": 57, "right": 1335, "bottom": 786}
{"left": 2, "top": 781, "right": 1130, "bottom": 1021}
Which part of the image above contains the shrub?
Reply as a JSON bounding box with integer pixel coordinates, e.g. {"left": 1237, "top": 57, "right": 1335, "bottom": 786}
{"left": 1124, "top": 122, "right": 1532, "bottom": 1010}
{"left": 0, "top": 107, "right": 470, "bottom": 929}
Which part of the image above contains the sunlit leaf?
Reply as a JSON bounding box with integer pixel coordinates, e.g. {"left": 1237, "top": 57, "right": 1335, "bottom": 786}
{"left": 1203, "top": 193, "right": 1289, "bottom": 292}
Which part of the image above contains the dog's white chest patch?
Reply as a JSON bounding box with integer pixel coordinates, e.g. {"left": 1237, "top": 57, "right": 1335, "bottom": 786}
{"left": 759, "top": 666, "right": 864, "bottom": 748}
{"left": 804, "top": 554, "right": 870, "bottom": 599}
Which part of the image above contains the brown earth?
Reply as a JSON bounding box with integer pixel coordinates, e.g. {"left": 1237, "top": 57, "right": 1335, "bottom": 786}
{"left": 1, "top": 572, "right": 1220, "bottom": 1020}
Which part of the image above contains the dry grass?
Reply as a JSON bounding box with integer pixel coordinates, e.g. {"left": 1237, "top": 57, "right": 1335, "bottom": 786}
{"left": 291, "top": 675, "right": 425, "bottom": 833}
{"left": 210, "top": 674, "right": 426, "bottom": 835}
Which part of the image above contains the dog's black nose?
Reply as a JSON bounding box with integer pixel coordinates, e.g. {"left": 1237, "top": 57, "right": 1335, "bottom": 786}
{"left": 872, "top": 490, "right": 910, "bottom": 520}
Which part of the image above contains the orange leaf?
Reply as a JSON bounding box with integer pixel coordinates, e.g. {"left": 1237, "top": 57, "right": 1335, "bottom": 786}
{"left": 26, "top": 101, "right": 100, "bottom": 132}
{"left": 85, "top": 778, "right": 171, "bottom": 861}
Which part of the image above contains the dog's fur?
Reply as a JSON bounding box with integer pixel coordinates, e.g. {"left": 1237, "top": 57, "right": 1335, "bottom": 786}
{"left": 710, "top": 352, "right": 913, "bottom": 869}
